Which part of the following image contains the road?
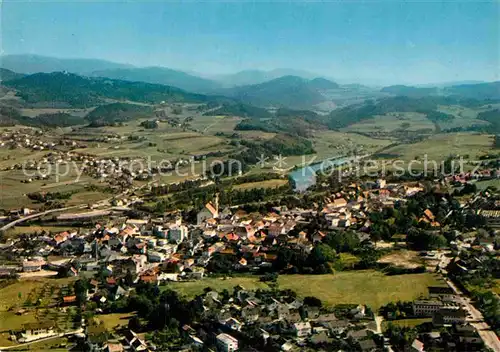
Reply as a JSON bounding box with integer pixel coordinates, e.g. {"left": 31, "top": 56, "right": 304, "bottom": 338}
{"left": 0, "top": 328, "right": 83, "bottom": 350}
{"left": 0, "top": 205, "right": 87, "bottom": 232}
{"left": 0, "top": 177, "right": 154, "bottom": 232}
{"left": 444, "top": 278, "right": 500, "bottom": 351}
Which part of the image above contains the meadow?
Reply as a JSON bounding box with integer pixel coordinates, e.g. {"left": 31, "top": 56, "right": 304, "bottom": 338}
{"left": 0, "top": 278, "right": 78, "bottom": 347}
{"left": 166, "top": 271, "right": 443, "bottom": 310}
{"left": 379, "top": 133, "right": 494, "bottom": 163}
{"left": 342, "top": 112, "right": 436, "bottom": 134}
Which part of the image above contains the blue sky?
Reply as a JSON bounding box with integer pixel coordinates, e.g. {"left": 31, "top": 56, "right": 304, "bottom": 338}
{"left": 2, "top": 1, "right": 499, "bottom": 85}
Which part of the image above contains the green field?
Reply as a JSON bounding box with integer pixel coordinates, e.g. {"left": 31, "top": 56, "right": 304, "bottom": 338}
{"left": 342, "top": 112, "right": 436, "bottom": 134}
{"left": 0, "top": 278, "right": 78, "bottom": 347}
{"left": 234, "top": 179, "right": 288, "bottom": 190}
{"left": 379, "top": 133, "right": 494, "bottom": 163}
{"left": 97, "top": 312, "right": 134, "bottom": 331}
{"left": 167, "top": 271, "right": 442, "bottom": 310}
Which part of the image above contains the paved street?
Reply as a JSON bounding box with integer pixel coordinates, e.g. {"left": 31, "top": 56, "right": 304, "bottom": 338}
{"left": 444, "top": 278, "right": 500, "bottom": 351}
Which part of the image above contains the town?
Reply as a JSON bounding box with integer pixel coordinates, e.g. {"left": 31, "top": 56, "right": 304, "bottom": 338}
{"left": 0, "top": 162, "right": 498, "bottom": 351}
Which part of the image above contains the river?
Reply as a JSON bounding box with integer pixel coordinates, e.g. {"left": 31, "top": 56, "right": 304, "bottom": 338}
{"left": 288, "top": 156, "right": 350, "bottom": 191}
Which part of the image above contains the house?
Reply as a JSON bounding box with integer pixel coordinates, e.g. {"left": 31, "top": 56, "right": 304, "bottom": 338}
{"left": 327, "top": 320, "right": 350, "bottom": 334}
{"left": 428, "top": 285, "right": 455, "bottom": 299}
{"left": 293, "top": 321, "right": 311, "bottom": 337}
{"left": 22, "top": 260, "right": 44, "bottom": 272}
{"left": 216, "top": 333, "right": 238, "bottom": 352}
{"left": 351, "top": 304, "right": 366, "bottom": 319}
{"left": 331, "top": 198, "right": 347, "bottom": 208}
{"left": 19, "top": 322, "right": 55, "bottom": 342}
{"left": 358, "top": 339, "right": 378, "bottom": 352}
{"left": 123, "top": 330, "right": 148, "bottom": 351}
{"left": 62, "top": 295, "right": 77, "bottom": 305}
{"left": 148, "top": 250, "right": 165, "bottom": 262}
{"left": 197, "top": 197, "right": 219, "bottom": 225}
{"left": 113, "top": 286, "right": 127, "bottom": 300}
{"left": 407, "top": 338, "right": 424, "bottom": 352}
{"left": 168, "top": 225, "right": 189, "bottom": 243}
{"left": 225, "top": 317, "right": 243, "bottom": 331}
{"left": 68, "top": 266, "right": 78, "bottom": 277}
{"left": 432, "top": 308, "right": 467, "bottom": 326}
{"left": 105, "top": 343, "right": 124, "bottom": 352}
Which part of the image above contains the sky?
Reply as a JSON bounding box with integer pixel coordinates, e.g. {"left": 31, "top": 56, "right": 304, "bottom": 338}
{"left": 2, "top": 1, "right": 499, "bottom": 85}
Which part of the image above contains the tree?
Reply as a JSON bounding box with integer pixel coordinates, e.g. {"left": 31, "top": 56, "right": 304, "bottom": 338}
{"left": 304, "top": 296, "right": 322, "bottom": 307}
{"left": 74, "top": 279, "right": 90, "bottom": 306}
{"left": 128, "top": 316, "right": 142, "bottom": 332}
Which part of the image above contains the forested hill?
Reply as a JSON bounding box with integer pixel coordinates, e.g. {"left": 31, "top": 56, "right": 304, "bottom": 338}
{"left": 220, "top": 75, "right": 330, "bottom": 109}
{"left": 3, "top": 72, "right": 231, "bottom": 108}
{"left": 0, "top": 68, "right": 25, "bottom": 82}
{"left": 381, "top": 81, "right": 500, "bottom": 100}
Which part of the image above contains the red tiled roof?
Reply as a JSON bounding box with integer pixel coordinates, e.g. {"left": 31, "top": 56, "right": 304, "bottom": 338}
{"left": 63, "top": 295, "right": 76, "bottom": 303}
{"left": 205, "top": 202, "right": 217, "bottom": 216}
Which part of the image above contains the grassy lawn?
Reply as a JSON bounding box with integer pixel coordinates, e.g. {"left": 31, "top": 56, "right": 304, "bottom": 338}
{"left": 234, "top": 179, "right": 288, "bottom": 190}
{"left": 277, "top": 271, "right": 443, "bottom": 310}
{"left": 377, "top": 250, "right": 424, "bottom": 269}
{"left": 382, "top": 318, "right": 432, "bottom": 331}
{"left": 166, "top": 271, "right": 442, "bottom": 310}
{"left": 8, "top": 336, "right": 69, "bottom": 351}
{"left": 0, "top": 277, "right": 78, "bottom": 341}
{"left": 97, "top": 312, "right": 134, "bottom": 331}
{"left": 475, "top": 179, "right": 499, "bottom": 191}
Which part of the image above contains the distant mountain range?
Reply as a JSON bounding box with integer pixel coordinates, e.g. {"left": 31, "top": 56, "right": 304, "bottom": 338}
{"left": 208, "top": 68, "right": 321, "bottom": 87}
{"left": 2, "top": 71, "right": 229, "bottom": 108}
{"left": 1, "top": 54, "right": 499, "bottom": 119}
{"left": 0, "top": 54, "right": 331, "bottom": 93}
{"left": 380, "top": 82, "right": 500, "bottom": 100}
{"left": 89, "top": 67, "right": 221, "bottom": 93}
{"left": 0, "top": 54, "right": 133, "bottom": 75}
{"left": 217, "top": 75, "right": 339, "bottom": 109}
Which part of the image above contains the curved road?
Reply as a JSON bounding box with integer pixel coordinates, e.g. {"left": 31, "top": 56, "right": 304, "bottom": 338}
{"left": 0, "top": 205, "right": 87, "bottom": 232}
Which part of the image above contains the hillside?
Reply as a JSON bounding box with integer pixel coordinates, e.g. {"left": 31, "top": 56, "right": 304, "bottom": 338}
{"left": 308, "top": 77, "right": 340, "bottom": 90}
{"left": 0, "top": 68, "right": 24, "bottom": 82}
{"left": 212, "top": 68, "right": 320, "bottom": 87}
{"left": 0, "top": 54, "right": 133, "bottom": 74}
{"left": 3, "top": 72, "right": 225, "bottom": 108}
{"left": 90, "top": 67, "right": 221, "bottom": 93}
{"left": 222, "top": 75, "right": 327, "bottom": 109}
{"left": 477, "top": 109, "right": 500, "bottom": 133}
{"left": 231, "top": 107, "right": 325, "bottom": 137}
{"left": 204, "top": 102, "right": 272, "bottom": 119}
{"left": 327, "top": 96, "right": 485, "bottom": 129}
{"left": 86, "top": 103, "right": 154, "bottom": 125}
{"left": 381, "top": 85, "right": 439, "bottom": 97}
{"left": 381, "top": 81, "right": 500, "bottom": 100}
{"left": 445, "top": 81, "right": 500, "bottom": 100}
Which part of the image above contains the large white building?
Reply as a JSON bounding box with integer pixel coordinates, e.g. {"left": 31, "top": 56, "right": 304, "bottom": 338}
{"left": 197, "top": 196, "right": 219, "bottom": 225}
{"left": 293, "top": 321, "right": 312, "bottom": 337}
{"left": 412, "top": 300, "right": 444, "bottom": 316}
{"left": 168, "top": 225, "right": 189, "bottom": 243}
{"left": 216, "top": 333, "right": 238, "bottom": 352}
